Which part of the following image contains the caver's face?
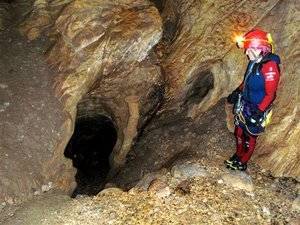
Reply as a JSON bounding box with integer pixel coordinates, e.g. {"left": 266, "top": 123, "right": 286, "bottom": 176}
{"left": 245, "top": 47, "right": 262, "bottom": 61}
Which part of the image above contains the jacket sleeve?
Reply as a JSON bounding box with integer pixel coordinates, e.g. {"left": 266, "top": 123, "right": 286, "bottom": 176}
{"left": 258, "top": 61, "right": 280, "bottom": 111}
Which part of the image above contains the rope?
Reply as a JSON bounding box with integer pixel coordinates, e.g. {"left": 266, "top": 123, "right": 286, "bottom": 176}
{"left": 235, "top": 111, "right": 263, "bottom": 136}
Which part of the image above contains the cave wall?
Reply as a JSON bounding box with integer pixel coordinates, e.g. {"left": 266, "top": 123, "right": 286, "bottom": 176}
{"left": 160, "top": 0, "right": 280, "bottom": 107}
{"left": 220, "top": 0, "right": 300, "bottom": 178}
{"left": 13, "top": 0, "right": 163, "bottom": 191}
{"left": 157, "top": 0, "right": 300, "bottom": 178}
{"left": 43, "top": 0, "right": 163, "bottom": 179}
{"left": 1, "top": 0, "right": 163, "bottom": 203}
{"left": 0, "top": 0, "right": 299, "bottom": 204}
{"left": 247, "top": 0, "right": 300, "bottom": 178}
{"left": 0, "top": 2, "right": 10, "bottom": 30}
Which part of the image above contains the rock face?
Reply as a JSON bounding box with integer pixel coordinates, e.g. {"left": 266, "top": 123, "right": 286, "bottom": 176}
{"left": 19, "top": 0, "right": 73, "bottom": 40}
{"left": 44, "top": 0, "right": 163, "bottom": 176}
{"left": 221, "top": 171, "right": 254, "bottom": 192}
{"left": 0, "top": 2, "right": 11, "bottom": 30}
{"left": 1, "top": 0, "right": 162, "bottom": 203}
{"left": 171, "top": 162, "right": 209, "bottom": 179}
{"left": 160, "top": 0, "right": 280, "bottom": 110}
{"left": 158, "top": 0, "right": 300, "bottom": 178}
{"left": 0, "top": 29, "right": 70, "bottom": 204}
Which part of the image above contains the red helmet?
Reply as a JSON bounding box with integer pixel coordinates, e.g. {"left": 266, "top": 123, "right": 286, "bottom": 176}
{"left": 236, "top": 28, "right": 273, "bottom": 53}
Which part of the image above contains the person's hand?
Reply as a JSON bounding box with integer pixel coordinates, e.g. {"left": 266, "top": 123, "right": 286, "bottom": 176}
{"left": 250, "top": 108, "right": 264, "bottom": 124}
{"left": 227, "top": 89, "right": 241, "bottom": 104}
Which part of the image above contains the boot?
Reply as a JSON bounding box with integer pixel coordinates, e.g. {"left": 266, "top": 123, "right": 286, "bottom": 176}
{"left": 224, "top": 153, "right": 239, "bottom": 166}
{"left": 227, "top": 160, "right": 247, "bottom": 171}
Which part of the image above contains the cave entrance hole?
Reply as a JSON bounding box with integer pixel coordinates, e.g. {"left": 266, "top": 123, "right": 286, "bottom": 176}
{"left": 183, "top": 70, "right": 214, "bottom": 106}
{"left": 64, "top": 115, "right": 117, "bottom": 197}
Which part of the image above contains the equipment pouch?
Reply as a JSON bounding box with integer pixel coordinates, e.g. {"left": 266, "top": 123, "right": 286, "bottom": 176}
{"left": 261, "top": 109, "right": 272, "bottom": 128}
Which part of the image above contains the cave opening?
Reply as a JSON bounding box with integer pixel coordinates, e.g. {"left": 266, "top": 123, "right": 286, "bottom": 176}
{"left": 183, "top": 70, "right": 214, "bottom": 106}
{"left": 64, "top": 115, "right": 117, "bottom": 197}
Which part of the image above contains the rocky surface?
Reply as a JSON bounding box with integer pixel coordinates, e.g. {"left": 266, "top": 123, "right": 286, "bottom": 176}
{"left": 171, "top": 162, "right": 209, "bottom": 179}
{"left": 154, "top": 0, "right": 300, "bottom": 179}
{"left": 1, "top": 156, "right": 299, "bottom": 224}
{"left": 292, "top": 196, "right": 300, "bottom": 212}
{"left": 221, "top": 171, "right": 254, "bottom": 192}
{"left": 0, "top": 2, "right": 11, "bottom": 30}
{"left": 1, "top": 0, "right": 163, "bottom": 204}
{"left": 0, "top": 29, "right": 72, "bottom": 204}
{"left": 19, "top": 0, "right": 73, "bottom": 40}
{"left": 44, "top": 0, "right": 163, "bottom": 177}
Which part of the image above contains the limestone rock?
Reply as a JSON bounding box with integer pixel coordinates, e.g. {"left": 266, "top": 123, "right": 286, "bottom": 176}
{"left": 1, "top": 0, "right": 163, "bottom": 204}
{"left": 19, "top": 0, "right": 73, "bottom": 40}
{"left": 171, "top": 162, "right": 209, "bottom": 179}
{"left": 44, "top": 0, "right": 163, "bottom": 171}
{"left": 104, "top": 183, "right": 118, "bottom": 189}
{"left": 98, "top": 187, "right": 124, "bottom": 196}
{"left": 292, "top": 196, "right": 300, "bottom": 212}
{"left": 221, "top": 171, "right": 254, "bottom": 192}
{"left": 0, "top": 28, "right": 74, "bottom": 205}
{"left": 175, "top": 180, "right": 192, "bottom": 195}
{"left": 41, "top": 182, "right": 53, "bottom": 193}
{"left": 147, "top": 179, "right": 171, "bottom": 198}
{"left": 261, "top": 206, "right": 271, "bottom": 218}
{"left": 134, "top": 169, "right": 168, "bottom": 191}
{"left": 160, "top": 0, "right": 279, "bottom": 107}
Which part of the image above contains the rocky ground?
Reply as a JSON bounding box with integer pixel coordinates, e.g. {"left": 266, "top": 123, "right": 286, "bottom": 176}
{"left": 1, "top": 160, "right": 299, "bottom": 224}
{"left": 1, "top": 101, "right": 299, "bottom": 224}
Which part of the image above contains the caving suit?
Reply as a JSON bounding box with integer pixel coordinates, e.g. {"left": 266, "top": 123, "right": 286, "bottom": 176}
{"left": 234, "top": 53, "right": 281, "bottom": 164}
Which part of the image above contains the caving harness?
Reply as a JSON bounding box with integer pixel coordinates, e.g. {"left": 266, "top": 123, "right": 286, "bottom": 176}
{"left": 233, "top": 93, "right": 272, "bottom": 136}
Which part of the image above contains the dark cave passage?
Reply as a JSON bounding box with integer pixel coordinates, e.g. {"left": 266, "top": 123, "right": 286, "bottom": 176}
{"left": 64, "top": 115, "right": 117, "bottom": 197}
{"left": 150, "top": 0, "right": 164, "bottom": 12}
{"left": 183, "top": 70, "right": 214, "bottom": 106}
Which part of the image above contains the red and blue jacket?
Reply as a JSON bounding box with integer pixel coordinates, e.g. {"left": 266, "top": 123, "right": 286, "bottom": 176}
{"left": 238, "top": 53, "right": 281, "bottom": 112}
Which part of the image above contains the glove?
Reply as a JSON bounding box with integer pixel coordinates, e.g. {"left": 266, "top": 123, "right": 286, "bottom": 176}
{"left": 249, "top": 108, "right": 264, "bottom": 125}
{"left": 227, "top": 89, "right": 241, "bottom": 104}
